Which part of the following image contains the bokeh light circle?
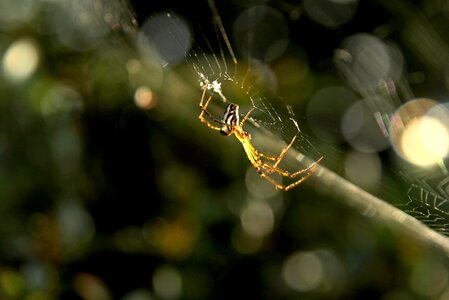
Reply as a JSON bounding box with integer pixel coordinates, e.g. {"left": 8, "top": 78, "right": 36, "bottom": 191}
{"left": 282, "top": 251, "right": 324, "bottom": 292}
{"left": 153, "top": 265, "right": 182, "bottom": 300}
{"left": 0, "top": 1, "right": 36, "bottom": 29}
{"left": 46, "top": 2, "right": 110, "bottom": 51}
{"left": 282, "top": 249, "right": 346, "bottom": 294}
{"left": 342, "top": 99, "right": 389, "bottom": 153}
{"left": 2, "top": 37, "right": 39, "bottom": 81}
{"left": 344, "top": 150, "right": 382, "bottom": 189}
{"left": 337, "top": 33, "right": 404, "bottom": 91}
{"left": 307, "top": 86, "right": 359, "bottom": 143}
{"left": 134, "top": 86, "right": 157, "bottom": 110}
{"left": 390, "top": 98, "right": 449, "bottom": 166}
{"left": 304, "top": 0, "right": 358, "bottom": 28}
{"left": 233, "top": 5, "right": 288, "bottom": 62}
{"left": 409, "top": 256, "right": 448, "bottom": 297}
{"left": 240, "top": 201, "right": 274, "bottom": 238}
{"left": 139, "top": 13, "right": 192, "bottom": 67}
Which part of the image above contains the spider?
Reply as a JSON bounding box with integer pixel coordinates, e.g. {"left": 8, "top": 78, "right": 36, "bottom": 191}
{"left": 198, "top": 83, "right": 323, "bottom": 191}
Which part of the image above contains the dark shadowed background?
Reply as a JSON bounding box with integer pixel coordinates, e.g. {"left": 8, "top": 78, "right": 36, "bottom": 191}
{"left": 1, "top": 0, "right": 449, "bottom": 299}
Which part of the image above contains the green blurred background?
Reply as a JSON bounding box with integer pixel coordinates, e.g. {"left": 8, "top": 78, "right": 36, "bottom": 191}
{"left": 1, "top": 0, "right": 449, "bottom": 299}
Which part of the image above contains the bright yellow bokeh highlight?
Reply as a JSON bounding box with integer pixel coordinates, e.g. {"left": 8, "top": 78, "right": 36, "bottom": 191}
{"left": 390, "top": 98, "right": 449, "bottom": 166}
{"left": 2, "top": 38, "right": 39, "bottom": 81}
{"left": 401, "top": 116, "right": 449, "bottom": 166}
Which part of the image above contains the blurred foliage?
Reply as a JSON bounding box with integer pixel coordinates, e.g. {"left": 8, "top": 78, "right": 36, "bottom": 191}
{"left": 1, "top": 0, "right": 449, "bottom": 299}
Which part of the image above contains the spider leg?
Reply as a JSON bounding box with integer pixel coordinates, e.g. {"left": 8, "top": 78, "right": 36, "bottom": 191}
{"left": 242, "top": 130, "right": 323, "bottom": 191}
{"left": 199, "top": 91, "right": 224, "bottom": 131}
{"left": 258, "top": 172, "right": 287, "bottom": 190}
{"left": 283, "top": 171, "right": 317, "bottom": 191}
{"left": 259, "top": 171, "right": 316, "bottom": 191}
{"left": 257, "top": 135, "right": 297, "bottom": 163}
{"left": 287, "top": 156, "right": 323, "bottom": 177}
{"left": 199, "top": 83, "right": 208, "bottom": 107}
{"left": 239, "top": 107, "right": 255, "bottom": 127}
{"left": 239, "top": 109, "right": 300, "bottom": 167}
{"left": 258, "top": 158, "right": 321, "bottom": 191}
{"left": 261, "top": 156, "right": 323, "bottom": 178}
{"left": 259, "top": 153, "right": 278, "bottom": 161}
{"left": 272, "top": 135, "right": 297, "bottom": 168}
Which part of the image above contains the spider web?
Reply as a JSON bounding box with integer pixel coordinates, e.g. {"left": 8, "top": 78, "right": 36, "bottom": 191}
{"left": 168, "top": 2, "right": 323, "bottom": 164}
{"left": 395, "top": 168, "right": 449, "bottom": 235}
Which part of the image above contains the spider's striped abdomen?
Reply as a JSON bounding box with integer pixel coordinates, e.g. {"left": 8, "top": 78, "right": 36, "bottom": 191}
{"left": 220, "top": 103, "right": 240, "bottom": 136}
